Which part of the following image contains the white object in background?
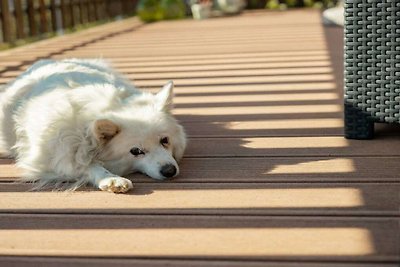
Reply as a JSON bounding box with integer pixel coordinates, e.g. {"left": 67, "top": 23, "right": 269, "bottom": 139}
{"left": 322, "top": 0, "right": 344, "bottom": 26}
{"left": 217, "top": 0, "right": 245, "bottom": 14}
{"left": 191, "top": 3, "right": 212, "bottom": 19}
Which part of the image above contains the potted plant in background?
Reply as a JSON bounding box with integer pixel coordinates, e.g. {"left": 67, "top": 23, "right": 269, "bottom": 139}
{"left": 137, "top": 0, "right": 164, "bottom": 22}
{"left": 161, "top": 0, "right": 187, "bottom": 20}
{"left": 137, "top": 0, "right": 187, "bottom": 22}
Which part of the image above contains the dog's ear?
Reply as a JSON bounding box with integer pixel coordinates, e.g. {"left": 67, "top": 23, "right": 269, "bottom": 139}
{"left": 93, "top": 119, "right": 120, "bottom": 143}
{"left": 156, "top": 81, "right": 174, "bottom": 112}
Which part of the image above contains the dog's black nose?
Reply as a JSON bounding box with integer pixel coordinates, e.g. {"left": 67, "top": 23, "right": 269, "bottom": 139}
{"left": 160, "top": 164, "right": 177, "bottom": 178}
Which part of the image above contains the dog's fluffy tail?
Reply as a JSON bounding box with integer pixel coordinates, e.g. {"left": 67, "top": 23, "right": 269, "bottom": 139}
{"left": 18, "top": 176, "right": 89, "bottom": 192}
{"left": 17, "top": 170, "right": 89, "bottom": 192}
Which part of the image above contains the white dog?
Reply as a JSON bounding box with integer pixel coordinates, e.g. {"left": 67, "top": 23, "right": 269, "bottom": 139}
{"left": 0, "top": 59, "right": 186, "bottom": 193}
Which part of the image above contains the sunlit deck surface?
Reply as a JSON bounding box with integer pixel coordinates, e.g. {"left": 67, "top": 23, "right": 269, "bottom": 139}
{"left": 0, "top": 9, "right": 399, "bottom": 266}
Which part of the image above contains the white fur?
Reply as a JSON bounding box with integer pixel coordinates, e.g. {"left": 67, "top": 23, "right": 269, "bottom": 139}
{"left": 0, "top": 59, "right": 186, "bottom": 193}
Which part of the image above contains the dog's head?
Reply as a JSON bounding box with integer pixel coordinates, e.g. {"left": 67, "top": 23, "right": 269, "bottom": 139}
{"left": 92, "top": 81, "right": 186, "bottom": 180}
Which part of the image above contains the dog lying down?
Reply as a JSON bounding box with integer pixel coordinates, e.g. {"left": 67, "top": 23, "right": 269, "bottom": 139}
{"left": 0, "top": 59, "right": 186, "bottom": 193}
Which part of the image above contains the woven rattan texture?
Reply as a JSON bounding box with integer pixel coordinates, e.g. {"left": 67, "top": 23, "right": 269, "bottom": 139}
{"left": 344, "top": 0, "right": 400, "bottom": 123}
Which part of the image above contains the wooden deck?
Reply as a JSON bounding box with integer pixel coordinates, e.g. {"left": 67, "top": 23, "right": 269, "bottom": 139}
{"left": 0, "top": 10, "right": 399, "bottom": 266}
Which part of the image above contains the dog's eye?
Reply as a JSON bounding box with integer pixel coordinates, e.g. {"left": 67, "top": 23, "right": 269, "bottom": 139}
{"left": 130, "top": 147, "right": 145, "bottom": 156}
{"left": 160, "top": 137, "right": 169, "bottom": 146}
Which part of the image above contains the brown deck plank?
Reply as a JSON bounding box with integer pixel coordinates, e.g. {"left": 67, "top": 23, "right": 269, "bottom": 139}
{"left": 173, "top": 106, "right": 341, "bottom": 119}
{"left": 84, "top": 67, "right": 336, "bottom": 79}
{"left": 1, "top": 257, "right": 397, "bottom": 267}
{"left": 112, "top": 60, "right": 331, "bottom": 72}
{"left": 0, "top": 68, "right": 334, "bottom": 80}
{"left": 174, "top": 92, "right": 338, "bottom": 104}
{"left": 54, "top": 53, "right": 332, "bottom": 66}
{"left": 184, "top": 136, "right": 400, "bottom": 157}
{"left": 2, "top": 157, "right": 400, "bottom": 183}
{"left": 182, "top": 120, "right": 344, "bottom": 136}
{"left": 0, "top": 215, "right": 398, "bottom": 262}
{"left": 0, "top": 183, "right": 398, "bottom": 216}
{"left": 131, "top": 74, "right": 335, "bottom": 87}
{"left": 177, "top": 157, "right": 400, "bottom": 182}
{"left": 58, "top": 44, "right": 327, "bottom": 57}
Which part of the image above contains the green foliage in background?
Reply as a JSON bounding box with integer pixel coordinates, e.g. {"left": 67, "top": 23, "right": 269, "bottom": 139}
{"left": 161, "top": 0, "right": 187, "bottom": 19}
{"left": 137, "top": 0, "right": 164, "bottom": 22}
{"left": 264, "top": 0, "right": 337, "bottom": 9}
{"left": 137, "top": 0, "right": 186, "bottom": 22}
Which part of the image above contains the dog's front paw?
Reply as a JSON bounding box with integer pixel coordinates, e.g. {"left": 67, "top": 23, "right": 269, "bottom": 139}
{"left": 98, "top": 177, "right": 133, "bottom": 193}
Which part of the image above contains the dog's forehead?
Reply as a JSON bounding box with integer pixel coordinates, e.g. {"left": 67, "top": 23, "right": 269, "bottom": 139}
{"left": 121, "top": 112, "right": 175, "bottom": 133}
{"left": 123, "top": 121, "right": 170, "bottom": 136}
{"left": 118, "top": 123, "right": 170, "bottom": 146}
{"left": 112, "top": 110, "right": 178, "bottom": 146}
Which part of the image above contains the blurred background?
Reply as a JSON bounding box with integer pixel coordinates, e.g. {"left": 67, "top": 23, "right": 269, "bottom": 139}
{"left": 0, "top": 0, "right": 341, "bottom": 49}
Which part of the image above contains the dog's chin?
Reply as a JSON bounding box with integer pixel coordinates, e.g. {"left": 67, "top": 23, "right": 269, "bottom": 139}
{"left": 143, "top": 170, "right": 179, "bottom": 181}
{"left": 147, "top": 173, "right": 177, "bottom": 181}
{"left": 150, "top": 176, "right": 170, "bottom": 181}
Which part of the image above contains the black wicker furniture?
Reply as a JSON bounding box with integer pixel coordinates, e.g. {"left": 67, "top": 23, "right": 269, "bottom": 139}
{"left": 344, "top": 0, "right": 400, "bottom": 139}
